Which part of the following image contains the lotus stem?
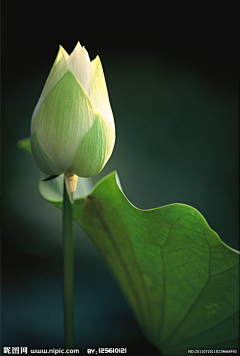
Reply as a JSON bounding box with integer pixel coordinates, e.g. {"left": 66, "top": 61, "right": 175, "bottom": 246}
{"left": 63, "top": 178, "right": 74, "bottom": 348}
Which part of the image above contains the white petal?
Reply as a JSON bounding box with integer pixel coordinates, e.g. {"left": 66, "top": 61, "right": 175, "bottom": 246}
{"left": 68, "top": 41, "right": 82, "bottom": 57}
{"left": 89, "top": 56, "right": 114, "bottom": 127}
{"left": 67, "top": 46, "right": 91, "bottom": 94}
{"left": 31, "top": 45, "right": 68, "bottom": 133}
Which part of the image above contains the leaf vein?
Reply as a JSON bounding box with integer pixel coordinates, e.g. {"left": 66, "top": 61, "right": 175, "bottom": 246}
{"left": 173, "top": 310, "right": 239, "bottom": 348}
{"left": 91, "top": 199, "right": 147, "bottom": 325}
{"left": 210, "top": 264, "right": 238, "bottom": 277}
{"left": 162, "top": 276, "right": 210, "bottom": 346}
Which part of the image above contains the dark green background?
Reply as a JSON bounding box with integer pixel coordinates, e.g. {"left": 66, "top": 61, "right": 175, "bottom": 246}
{"left": 2, "top": 3, "right": 238, "bottom": 355}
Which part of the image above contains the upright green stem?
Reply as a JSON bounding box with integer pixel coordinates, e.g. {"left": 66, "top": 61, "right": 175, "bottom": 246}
{"left": 63, "top": 180, "right": 74, "bottom": 348}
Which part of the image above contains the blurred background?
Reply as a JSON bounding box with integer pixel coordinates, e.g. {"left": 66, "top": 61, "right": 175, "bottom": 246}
{"left": 1, "top": 2, "right": 238, "bottom": 355}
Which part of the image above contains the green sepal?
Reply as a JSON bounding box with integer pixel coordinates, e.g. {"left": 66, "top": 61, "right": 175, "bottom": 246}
{"left": 32, "top": 70, "right": 96, "bottom": 171}
{"left": 30, "top": 131, "right": 63, "bottom": 175}
{"left": 70, "top": 112, "right": 115, "bottom": 177}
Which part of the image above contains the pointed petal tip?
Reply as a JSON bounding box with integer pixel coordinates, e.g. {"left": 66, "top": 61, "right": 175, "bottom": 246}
{"left": 57, "top": 44, "right": 68, "bottom": 54}
{"left": 54, "top": 45, "right": 69, "bottom": 65}
{"left": 70, "top": 41, "right": 82, "bottom": 56}
{"left": 76, "top": 41, "right": 82, "bottom": 47}
{"left": 81, "top": 46, "right": 89, "bottom": 55}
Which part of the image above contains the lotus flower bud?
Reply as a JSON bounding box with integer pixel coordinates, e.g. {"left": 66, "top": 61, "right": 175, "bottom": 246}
{"left": 30, "top": 42, "right": 115, "bottom": 202}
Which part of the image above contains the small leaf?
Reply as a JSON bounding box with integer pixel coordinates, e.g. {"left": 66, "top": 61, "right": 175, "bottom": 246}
{"left": 39, "top": 173, "right": 93, "bottom": 202}
{"left": 17, "top": 137, "right": 32, "bottom": 156}
{"left": 50, "top": 171, "right": 239, "bottom": 355}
